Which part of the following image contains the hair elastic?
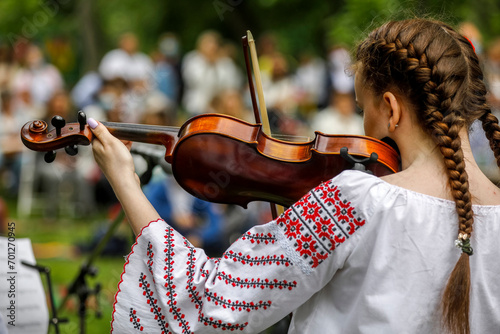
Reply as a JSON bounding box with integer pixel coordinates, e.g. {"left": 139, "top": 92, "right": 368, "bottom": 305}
{"left": 463, "top": 36, "right": 476, "bottom": 53}
{"left": 455, "top": 233, "right": 474, "bottom": 255}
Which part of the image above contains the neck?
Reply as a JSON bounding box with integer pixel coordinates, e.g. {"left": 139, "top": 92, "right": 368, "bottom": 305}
{"left": 396, "top": 126, "right": 478, "bottom": 172}
{"left": 383, "top": 116, "right": 500, "bottom": 204}
{"left": 387, "top": 125, "right": 486, "bottom": 200}
{"left": 395, "top": 126, "right": 442, "bottom": 171}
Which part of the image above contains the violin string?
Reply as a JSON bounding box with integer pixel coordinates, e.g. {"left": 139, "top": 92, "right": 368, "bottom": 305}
{"left": 101, "top": 122, "right": 179, "bottom": 133}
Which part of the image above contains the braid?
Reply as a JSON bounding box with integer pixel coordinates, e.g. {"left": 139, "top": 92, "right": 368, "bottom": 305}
{"left": 434, "top": 113, "right": 473, "bottom": 334}
{"left": 480, "top": 112, "right": 500, "bottom": 167}
{"left": 415, "top": 33, "right": 475, "bottom": 334}
{"left": 433, "top": 114, "right": 473, "bottom": 236}
{"left": 356, "top": 18, "right": 488, "bottom": 334}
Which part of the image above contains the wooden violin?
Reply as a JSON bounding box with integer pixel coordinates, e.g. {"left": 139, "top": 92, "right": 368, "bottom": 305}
{"left": 20, "top": 111, "right": 400, "bottom": 208}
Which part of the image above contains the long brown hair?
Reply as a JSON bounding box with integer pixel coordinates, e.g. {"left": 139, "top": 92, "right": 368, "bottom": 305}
{"left": 356, "top": 19, "right": 499, "bottom": 333}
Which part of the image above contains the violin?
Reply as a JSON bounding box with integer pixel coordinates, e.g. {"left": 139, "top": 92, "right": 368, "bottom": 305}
{"left": 20, "top": 111, "right": 400, "bottom": 208}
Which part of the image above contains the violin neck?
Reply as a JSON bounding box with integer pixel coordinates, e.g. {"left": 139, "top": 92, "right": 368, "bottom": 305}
{"left": 101, "top": 121, "right": 179, "bottom": 148}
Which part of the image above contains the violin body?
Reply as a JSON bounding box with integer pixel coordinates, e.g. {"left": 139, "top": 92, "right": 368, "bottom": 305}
{"left": 173, "top": 114, "right": 398, "bottom": 207}
{"left": 21, "top": 113, "right": 400, "bottom": 208}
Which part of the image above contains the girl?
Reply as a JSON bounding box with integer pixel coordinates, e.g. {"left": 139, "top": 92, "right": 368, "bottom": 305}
{"left": 90, "top": 18, "right": 500, "bottom": 333}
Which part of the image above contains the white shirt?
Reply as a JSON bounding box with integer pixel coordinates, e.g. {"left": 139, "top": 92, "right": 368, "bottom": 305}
{"left": 99, "top": 49, "right": 154, "bottom": 82}
{"left": 11, "top": 64, "right": 64, "bottom": 104}
{"left": 181, "top": 51, "right": 242, "bottom": 115}
{"left": 111, "top": 170, "right": 500, "bottom": 333}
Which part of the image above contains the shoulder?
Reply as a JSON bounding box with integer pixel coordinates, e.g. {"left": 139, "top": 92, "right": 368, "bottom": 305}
{"left": 312, "top": 170, "right": 385, "bottom": 220}
{"left": 270, "top": 170, "right": 390, "bottom": 273}
{"left": 327, "top": 170, "right": 389, "bottom": 204}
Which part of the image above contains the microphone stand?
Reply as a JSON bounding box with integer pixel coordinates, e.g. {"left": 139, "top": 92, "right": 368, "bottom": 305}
{"left": 57, "top": 149, "right": 159, "bottom": 333}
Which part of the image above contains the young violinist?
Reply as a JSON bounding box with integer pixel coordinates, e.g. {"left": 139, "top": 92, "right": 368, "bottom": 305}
{"left": 89, "top": 18, "right": 500, "bottom": 333}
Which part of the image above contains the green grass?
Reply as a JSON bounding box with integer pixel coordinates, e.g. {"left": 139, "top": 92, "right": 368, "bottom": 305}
{"left": 41, "top": 257, "right": 125, "bottom": 334}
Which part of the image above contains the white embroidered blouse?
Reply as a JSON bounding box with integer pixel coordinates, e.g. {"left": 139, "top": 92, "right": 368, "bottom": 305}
{"left": 111, "top": 170, "right": 500, "bottom": 333}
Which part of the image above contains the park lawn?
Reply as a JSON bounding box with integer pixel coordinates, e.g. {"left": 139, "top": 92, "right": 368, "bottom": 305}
{"left": 8, "top": 199, "right": 131, "bottom": 334}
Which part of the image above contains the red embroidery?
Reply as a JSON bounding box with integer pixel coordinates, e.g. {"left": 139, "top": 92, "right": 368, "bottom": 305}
{"left": 138, "top": 273, "right": 170, "bottom": 333}
{"left": 318, "top": 184, "right": 338, "bottom": 206}
{"left": 169, "top": 229, "right": 249, "bottom": 331}
{"left": 205, "top": 289, "right": 272, "bottom": 311}
{"left": 241, "top": 231, "right": 276, "bottom": 245}
{"left": 223, "top": 250, "right": 291, "bottom": 266}
{"left": 163, "top": 227, "right": 191, "bottom": 333}
{"left": 129, "top": 308, "right": 143, "bottom": 331}
{"left": 283, "top": 216, "right": 301, "bottom": 239}
{"left": 302, "top": 201, "right": 321, "bottom": 222}
{"left": 296, "top": 234, "right": 317, "bottom": 258}
{"left": 147, "top": 242, "right": 155, "bottom": 280}
{"left": 276, "top": 180, "right": 366, "bottom": 269}
{"left": 200, "top": 313, "right": 248, "bottom": 331}
{"left": 314, "top": 219, "right": 335, "bottom": 240}
{"left": 217, "top": 271, "right": 297, "bottom": 290}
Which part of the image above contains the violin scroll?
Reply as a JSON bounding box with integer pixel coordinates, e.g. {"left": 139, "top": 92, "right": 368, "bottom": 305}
{"left": 21, "top": 114, "right": 93, "bottom": 162}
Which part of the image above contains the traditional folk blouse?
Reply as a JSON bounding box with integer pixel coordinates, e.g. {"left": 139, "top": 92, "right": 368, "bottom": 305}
{"left": 111, "top": 170, "right": 500, "bottom": 333}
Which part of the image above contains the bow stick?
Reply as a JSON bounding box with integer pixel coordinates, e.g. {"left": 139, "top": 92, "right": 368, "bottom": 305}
{"left": 243, "top": 30, "right": 285, "bottom": 219}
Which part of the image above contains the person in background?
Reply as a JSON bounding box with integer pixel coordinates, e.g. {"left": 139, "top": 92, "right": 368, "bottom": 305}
{"left": 153, "top": 33, "right": 182, "bottom": 108}
{"left": 82, "top": 78, "right": 129, "bottom": 123}
{"left": 99, "top": 32, "right": 155, "bottom": 121}
{"left": 0, "top": 44, "right": 17, "bottom": 93}
{"left": 261, "top": 52, "right": 297, "bottom": 117}
{"left": 11, "top": 43, "right": 64, "bottom": 107}
{"left": 294, "top": 51, "right": 329, "bottom": 114}
{"left": 328, "top": 46, "right": 354, "bottom": 95}
{"left": 98, "top": 32, "right": 154, "bottom": 88}
{"left": 256, "top": 32, "right": 279, "bottom": 79}
{"left": 208, "top": 88, "right": 253, "bottom": 122}
{"left": 309, "top": 90, "right": 364, "bottom": 136}
{"left": 0, "top": 91, "right": 27, "bottom": 196}
{"left": 181, "top": 30, "right": 242, "bottom": 116}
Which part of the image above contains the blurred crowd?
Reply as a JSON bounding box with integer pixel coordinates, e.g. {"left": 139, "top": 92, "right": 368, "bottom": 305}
{"left": 1, "top": 22, "right": 499, "bottom": 254}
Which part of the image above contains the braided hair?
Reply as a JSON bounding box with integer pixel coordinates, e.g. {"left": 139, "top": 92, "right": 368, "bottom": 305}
{"left": 355, "top": 19, "right": 498, "bottom": 334}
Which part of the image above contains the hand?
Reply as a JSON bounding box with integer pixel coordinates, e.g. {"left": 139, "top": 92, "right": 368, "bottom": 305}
{"left": 87, "top": 118, "right": 161, "bottom": 235}
{"left": 87, "top": 118, "right": 139, "bottom": 188}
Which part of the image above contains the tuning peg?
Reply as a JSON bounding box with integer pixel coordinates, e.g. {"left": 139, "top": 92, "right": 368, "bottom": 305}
{"left": 78, "top": 111, "right": 87, "bottom": 131}
{"left": 51, "top": 115, "right": 66, "bottom": 136}
{"left": 65, "top": 145, "right": 78, "bottom": 156}
{"left": 44, "top": 151, "right": 56, "bottom": 163}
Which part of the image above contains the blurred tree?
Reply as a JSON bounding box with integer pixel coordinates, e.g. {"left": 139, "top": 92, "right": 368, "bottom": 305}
{"left": 77, "top": 0, "right": 103, "bottom": 73}
{"left": 0, "top": 0, "right": 499, "bottom": 86}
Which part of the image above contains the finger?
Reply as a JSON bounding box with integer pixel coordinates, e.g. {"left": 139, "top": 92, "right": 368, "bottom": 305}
{"left": 87, "top": 118, "right": 112, "bottom": 144}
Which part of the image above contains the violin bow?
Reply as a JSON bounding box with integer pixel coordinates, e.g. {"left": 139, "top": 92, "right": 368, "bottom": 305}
{"left": 243, "top": 30, "right": 285, "bottom": 219}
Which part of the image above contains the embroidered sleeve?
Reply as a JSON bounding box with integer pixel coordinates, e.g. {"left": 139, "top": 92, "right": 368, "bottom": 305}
{"left": 111, "top": 177, "right": 369, "bottom": 333}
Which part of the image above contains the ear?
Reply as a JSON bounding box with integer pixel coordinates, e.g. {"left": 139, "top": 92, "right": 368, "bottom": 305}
{"left": 382, "top": 92, "right": 401, "bottom": 132}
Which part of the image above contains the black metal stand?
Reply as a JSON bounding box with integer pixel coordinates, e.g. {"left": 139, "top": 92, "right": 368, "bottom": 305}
{"left": 21, "top": 261, "right": 68, "bottom": 334}
{"left": 57, "top": 209, "right": 125, "bottom": 334}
